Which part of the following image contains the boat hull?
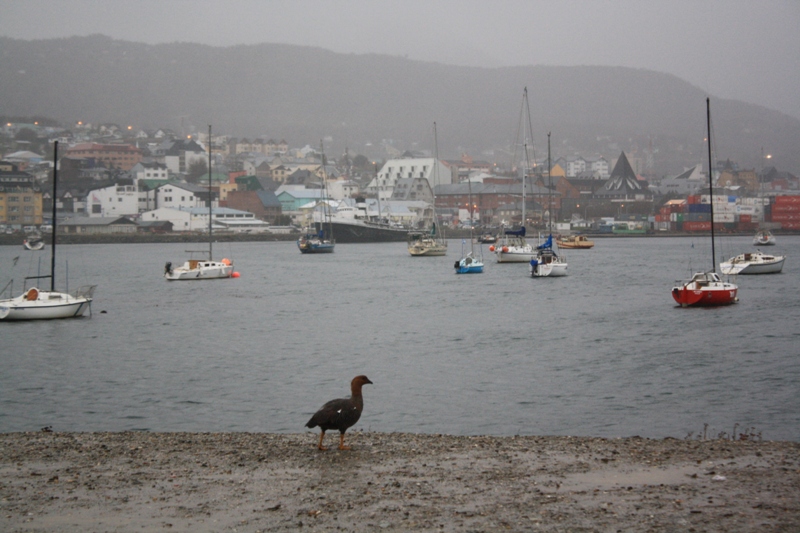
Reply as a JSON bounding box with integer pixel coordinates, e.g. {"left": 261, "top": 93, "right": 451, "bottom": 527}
{"left": 409, "top": 246, "right": 447, "bottom": 256}
{"left": 454, "top": 254, "right": 484, "bottom": 273}
{"left": 23, "top": 239, "right": 45, "bottom": 251}
{"left": 671, "top": 275, "right": 738, "bottom": 307}
{"left": 164, "top": 260, "right": 234, "bottom": 280}
{"left": 720, "top": 253, "right": 785, "bottom": 275}
{"left": 555, "top": 236, "right": 594, "bottom": 249}
{"left": 0, "top": 288, "right": 93, "bottom": 320}
{"left": 297, "top": 237, "right": 335, "bottom": 253}
{"left": 753, "top": 231, "right": 776, "bottom": 246}
{"left": 494, "top": 249, "right": 534, "bottom": 263}
{"left": 319, "top": 221, "right": 409, "bottom": 243}
{"left": 530, "top": 261, "right": 568, "bottom": 277}
{"left": 408, "top": 236, "right": 447, "bottom": 256}
{"left": 455, "top": 264, "right": 483, "bottom": 273}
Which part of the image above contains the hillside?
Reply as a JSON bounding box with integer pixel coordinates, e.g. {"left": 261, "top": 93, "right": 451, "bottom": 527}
{"left": 2, "top": 35, "right": 799, "bottom": 175}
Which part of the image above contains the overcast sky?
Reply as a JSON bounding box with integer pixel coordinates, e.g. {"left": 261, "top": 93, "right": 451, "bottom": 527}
{"left": 2, "top": 0, "right": 799, "bottom": 119}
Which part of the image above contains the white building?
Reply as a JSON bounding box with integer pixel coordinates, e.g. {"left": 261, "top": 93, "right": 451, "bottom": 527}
{"left": 565, "top": 156, "right": 587, "bottom": 178}
{"left": 86, "top": 183, "right": 139, "bottom": 218}
{"left": 153, "top": 183, "right": 210, "bottom": 211}
{"left": 367, "top": 158, "right": 452, "bottom": 201}
{"left": 327, "top": 178, "right": 360, "bottom": 200}
{"left": 652, "top": 164, "right": 706, "bottom": 196}
{"left": 139, "top": 206, "right": 258, "bottom": 232}
{"left": 586, "top": 156, "right": 610, "bottom": 178}
{"left": 131, "top": 161, "right": 169, "bottom": 181}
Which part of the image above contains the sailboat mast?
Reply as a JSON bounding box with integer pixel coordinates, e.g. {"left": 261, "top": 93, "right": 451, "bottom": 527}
{"left": 433, "top": 122, "right": 442, "bottom": 239}
{"left": 208, "top": 124, "right": 213, "bottom": 260}
{"left": 706, "top": 98, "right": 716, "bottom": 271}
{"left": 320, "top": 139, "right": 332, "bottom": 238}
{"left": 51, "top": 141, "right": 58, "bottom": 291}
{"left": 547, "top": 132, "right": 552, "bottom": 235}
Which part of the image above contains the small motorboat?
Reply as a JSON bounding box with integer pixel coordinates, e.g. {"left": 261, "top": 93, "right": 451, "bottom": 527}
{"left": 555, "top": 234, "right": 594, "bottom": 249}
{"left": 23, "top": 236, "right": 45, "bottom": 250}
{"left": 753, "top": 229, "right": 776, "bottom": 246}
{"left": 477, "top": 232, "right": 497, "bottom": 244}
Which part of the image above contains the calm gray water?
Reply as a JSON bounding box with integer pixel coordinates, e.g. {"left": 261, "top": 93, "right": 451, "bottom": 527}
{"left": 1, "top": 235, "right": 799, "bottom": 440}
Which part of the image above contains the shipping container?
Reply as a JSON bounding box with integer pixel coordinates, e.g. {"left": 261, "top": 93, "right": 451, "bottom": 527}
{"left": 774, "top": 195, "right": 800, "bottom": 205}
{"left": 683, "top": 213, "right": 709, "bottom": 222}
{"left": 688, "top": 203, "right": 711, "bottom": 213}
{"left": 771, "top": 204, "right": 800, "bottom": 214}
{"left": 683, "top": 221, "right": 711, "bottom": 231}
{"left": 713, "top": 213, "right": 735, "bottom": 223}
{"left": 772, "top": 214, "right": 800, "bottom": 222}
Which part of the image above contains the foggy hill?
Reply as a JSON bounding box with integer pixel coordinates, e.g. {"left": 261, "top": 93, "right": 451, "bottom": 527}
{"left": 2, "top": 35, "right": 799, "bottom": 175}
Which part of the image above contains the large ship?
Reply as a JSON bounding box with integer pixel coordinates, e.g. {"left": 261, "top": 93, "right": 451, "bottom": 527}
{"left": 314, "top": 198, "right": 410, "bottom": 243}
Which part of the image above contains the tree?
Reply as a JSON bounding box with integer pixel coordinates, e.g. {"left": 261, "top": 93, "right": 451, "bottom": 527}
{"left": 186, "top": 159, "right": 208, "bottom": 184}
{"left": 352, "top": 154, "right": 370, "bottom": 169}
{"left": 15, "top": 128, "right": 39, "bottom": 143}
{"left": 274, "top": 214, "right": 293, "bottom": 226}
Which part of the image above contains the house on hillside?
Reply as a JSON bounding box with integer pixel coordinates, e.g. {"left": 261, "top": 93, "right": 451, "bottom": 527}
{"left": 368, "top": 158, "right": 452, "bottom": 202}
{"left": 652, "top": 164, "right": 705, "bottom": 196}
{"left": 225, "top": 189, "right": 282, "bottom": 222}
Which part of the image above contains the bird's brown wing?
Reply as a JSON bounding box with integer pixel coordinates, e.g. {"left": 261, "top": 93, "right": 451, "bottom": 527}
{"left": 305, "top": 397, "right": 362, "bottom": 432}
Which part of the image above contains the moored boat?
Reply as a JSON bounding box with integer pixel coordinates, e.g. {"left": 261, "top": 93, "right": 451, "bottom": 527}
{"left": 409, "top": 123, "right": 448, "bottom": 257}
{"left": 298, "top": 141, "right": 335, "bottom": 254}
{"left": 753, "top": 229, "right": 776, "bottom": 246}
{"left": 22, "top": 236, "right": 45, "bottom": 250}
{"left": 0, "top": 141, "right": 96, "bottom": 321}
{"left": 555, "top": 234, "right": 594, "bottom": 249}
{"left": 720, "top": 250, "right": 785, "bottom": 275}
{"left": 408, "top": 226, "right": 447, "bottom": 256}
{"left": 530, "top": 133, "right": 568, "bottom": 278}
{"left": 164, "top": 125, "right": 237, "bottom": 280}
{"left": 671, "top": 98, "right": 738, "bottom": 307}
{"left": 477, "top": 232, "right": 497, "bottom": 244}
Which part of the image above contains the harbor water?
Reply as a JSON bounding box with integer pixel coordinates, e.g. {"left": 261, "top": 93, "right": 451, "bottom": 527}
{"left": 1, "top": 235, "right": 799, "bottom": 440}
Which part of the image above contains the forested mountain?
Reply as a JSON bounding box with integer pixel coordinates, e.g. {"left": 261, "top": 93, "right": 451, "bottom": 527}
{"left": 2, "top": 35, "right": 799, "bottom": 175}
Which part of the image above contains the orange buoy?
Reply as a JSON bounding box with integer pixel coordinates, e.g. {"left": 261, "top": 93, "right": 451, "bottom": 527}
{"left": 502, "top": 246, "right": 509, "bottom": 253}
{"left": 489, "top": 245, "right": 495, "bottom": 252}
{"left": 231, "top": 271, "right": 240, "bottom": 278}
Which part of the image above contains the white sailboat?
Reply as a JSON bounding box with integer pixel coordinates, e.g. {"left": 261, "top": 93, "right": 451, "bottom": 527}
{"left": 408, "top": 122, "right": 447, "bottom": 256}
{"left": 0, "top": 141, "right": 96, "bottom": 321}
{"left": 492, "top": 87, "right": 535, "bottom": 263}
{"left": 720, "top": 250, "right": 785, "bottom": 275}
{"left": 530, "top": 132, "right": 568, "bottom": 277}
{"left": 164, "top": 125, "right": 237, "bottom": 280}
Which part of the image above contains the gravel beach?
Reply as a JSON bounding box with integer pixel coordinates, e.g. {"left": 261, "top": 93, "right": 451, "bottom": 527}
{"left": 1, "top": 431, "right": 798, "bottom": 532}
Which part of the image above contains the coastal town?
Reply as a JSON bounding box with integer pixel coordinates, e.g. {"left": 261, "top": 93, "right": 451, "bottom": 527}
{"left": 2, "top": 119, "right": 799, "bottom": 240}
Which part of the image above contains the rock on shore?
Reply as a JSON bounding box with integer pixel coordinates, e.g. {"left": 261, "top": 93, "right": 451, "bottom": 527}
{"left": 1, "top": 431, "right": 798, "bottom": 532}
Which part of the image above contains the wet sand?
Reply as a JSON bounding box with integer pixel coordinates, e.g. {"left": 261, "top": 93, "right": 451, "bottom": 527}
{"left": 1, "top": 431, "right": 798, "bottom": 532}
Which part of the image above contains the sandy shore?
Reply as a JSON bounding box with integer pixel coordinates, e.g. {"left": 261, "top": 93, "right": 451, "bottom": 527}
{"left": 1, "top": 431, "right": 798, "bottom": 532}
